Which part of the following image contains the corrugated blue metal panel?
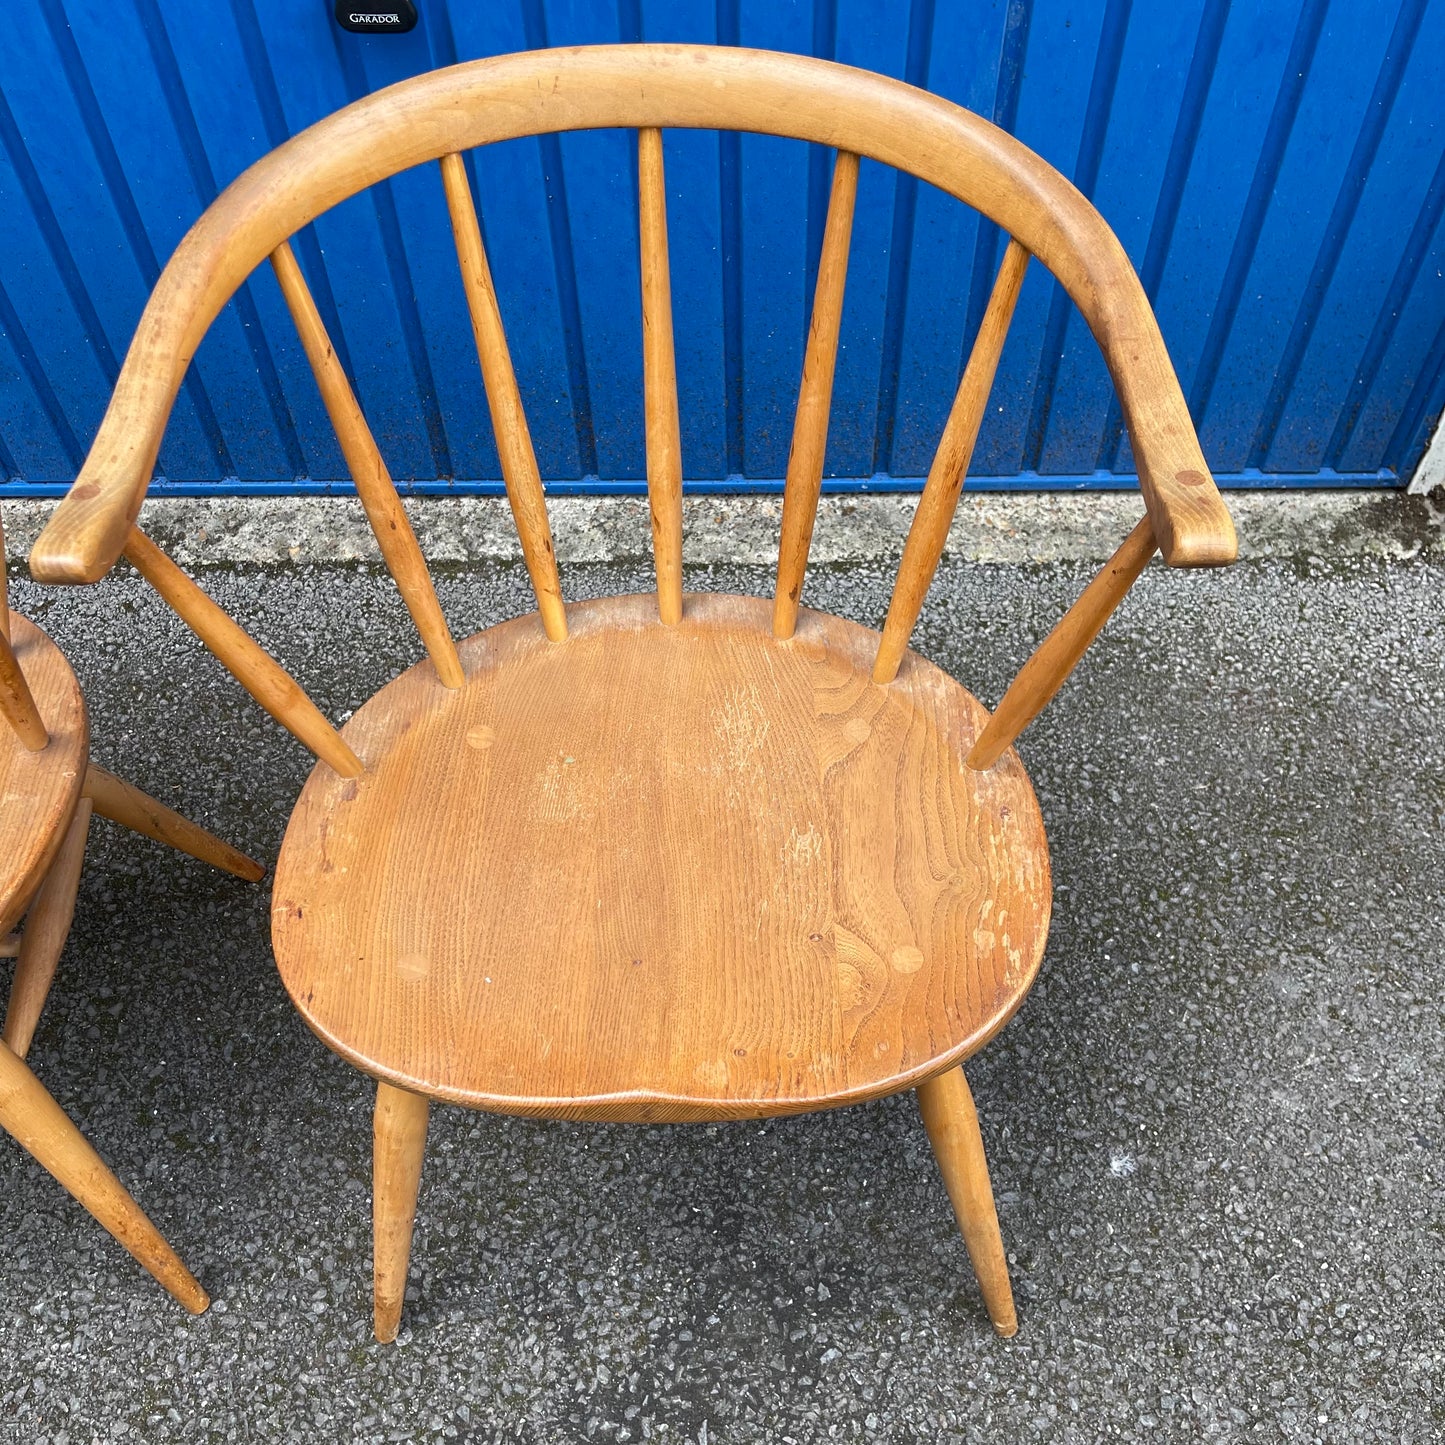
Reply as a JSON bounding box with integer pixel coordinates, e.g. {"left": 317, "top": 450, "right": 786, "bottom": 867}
{"left": 0, "top": 0, "right": 1441, "bottom": 494}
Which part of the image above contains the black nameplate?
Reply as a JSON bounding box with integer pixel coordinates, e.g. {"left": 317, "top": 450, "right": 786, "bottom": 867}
{"left": 334, "top": 0, "right": 418, "bottom": 33}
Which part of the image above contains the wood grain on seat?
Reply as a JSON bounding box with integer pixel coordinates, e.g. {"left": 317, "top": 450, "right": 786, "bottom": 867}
{"left": 0, "top": 615, "right": 87, "bottom": 935}
{"left": 272, "top": 595, "right": 1051, "bottom": 1120}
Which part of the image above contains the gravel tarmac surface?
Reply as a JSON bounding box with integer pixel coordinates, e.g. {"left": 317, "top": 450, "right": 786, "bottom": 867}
{"left": 1, "top": 544, "right": 1442, "bottom": 1443}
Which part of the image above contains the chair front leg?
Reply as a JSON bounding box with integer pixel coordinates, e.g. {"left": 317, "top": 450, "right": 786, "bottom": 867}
{"left": 373, "top": 1080, "right": 430, "bottom": 1343}
{"left": 4, "top": 800, "right": 92, "bottom": 1058}
{"left": 0, "top": 1039, "right": 207, "bottom": 1312}
{"left": 915, "top": 1064, "right": 1018, "bottom": 1336}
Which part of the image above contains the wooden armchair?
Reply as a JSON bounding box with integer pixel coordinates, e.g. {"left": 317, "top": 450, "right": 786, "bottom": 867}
{"left": 29, "top": 45, "right": 1236, "bottom": 1340}
{"left": 1, "top": 513, "right": 263, "bottom": 1311}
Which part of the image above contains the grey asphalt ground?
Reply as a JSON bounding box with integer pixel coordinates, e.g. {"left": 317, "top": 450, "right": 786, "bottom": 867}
{"left": 1, "top": 508, "right": 1442, "bottom": 1442}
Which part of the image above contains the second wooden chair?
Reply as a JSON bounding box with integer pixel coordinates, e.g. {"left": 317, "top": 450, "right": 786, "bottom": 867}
{"left": 1, "top": 510, "right": 263, "bottom": 1311}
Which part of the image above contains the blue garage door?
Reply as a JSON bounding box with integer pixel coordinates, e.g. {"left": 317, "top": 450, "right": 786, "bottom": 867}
{"left": 0, "top": 0, "right": 1442, "bottom": 496}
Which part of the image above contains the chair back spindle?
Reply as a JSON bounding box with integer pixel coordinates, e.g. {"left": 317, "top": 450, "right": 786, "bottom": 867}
{"left": 270, "top": 242, "right": 464, "bottom": 689}
{"left": 773, "top": 150, "right": 860, "bottom": 640}
{"left": 638, "top": 127, "right": 684, "bottom": 624}
{"left": 0, "top": 636, "right": 49, "bottom": 752}
{"left": 874, "top": 239, "right": 1030, "bottom": 683}
{"left": 439, "top": 152, "right": 567, "bottom": 643}
{"left": 25, "top": 47, "right": 1236, "bottom": 786}
{"left": 0, "top": 509, "right": 49, "bottom": 751}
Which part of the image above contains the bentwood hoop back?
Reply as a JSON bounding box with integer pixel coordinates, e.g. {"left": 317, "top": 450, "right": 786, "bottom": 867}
{"left": 30, "top": 45, "right": 1236, "bottom": 1341}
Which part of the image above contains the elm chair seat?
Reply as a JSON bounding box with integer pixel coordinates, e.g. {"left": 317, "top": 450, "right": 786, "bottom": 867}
{"left": 272, "top": 594, "right": 1051, "bottom": 1117}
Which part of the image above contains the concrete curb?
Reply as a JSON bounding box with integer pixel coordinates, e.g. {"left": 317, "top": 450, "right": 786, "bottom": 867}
{"left": 3, "top": 488, "right": 1441, "bottom": 569}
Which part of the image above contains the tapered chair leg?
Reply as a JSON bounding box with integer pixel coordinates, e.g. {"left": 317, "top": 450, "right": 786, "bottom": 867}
{"left": 373, "top": 1080, "right": 430, "bottom": 1343}
{"left": 915, "top": 1065, "right": 1018, "bottom": 1337}
{"left": 85, "top": 764, "right": 265, "bottom": 881}
{"left": 0, "top": 1039, "right": 208, "bottom": 1312}
{"left": 3, "top": 801, "right": 92, "bottom": 1058}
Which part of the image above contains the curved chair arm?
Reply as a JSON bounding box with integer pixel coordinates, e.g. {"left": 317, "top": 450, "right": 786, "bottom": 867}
{"left": 29, "top": 44, "right": 1235, "bottom": 584}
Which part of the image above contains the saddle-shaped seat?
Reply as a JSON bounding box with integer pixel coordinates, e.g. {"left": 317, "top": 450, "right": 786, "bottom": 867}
{"left": 272, "top": 594, "right": 1051, "bottom": 1118}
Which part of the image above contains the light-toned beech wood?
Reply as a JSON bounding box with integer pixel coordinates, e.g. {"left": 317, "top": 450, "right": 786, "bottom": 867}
{"left": 3, "top": 800, "right": 92, "bottom": 1058}
{"left": 21, "top": 43, "right": 1237, "bottom": 1337}
{"left": 0, "top": 626, "right": 49, "bottom": 751}
{"left": 85, "top": 764, "right": 265, "bottom": 882}
{"left": 0, "top": 616, "right": 88, "bottom": 936}
{"left": 774, "top": 150, "right": 860, "bottom": 640}
{"left": 122, "top": 526, "right": 363, "bottom": 778}
{"left": 916, "top": 1065, "right": 1017, "bottom": 1336}
{"left": 439, "top": 152, "right": 567, "bottom": 642}
{"left": 0, "top": 1040, "right": 208, "bottom": 1312}
{"left": 875, "top": 240, "right": 1030, "bottom": 683}
{"left": 270, "top": 241, "right": 463, "bottom": 690}
{"left": 0, "top": 935, "right": 19, "bottom": 959}
{"left": 967, "top": 514, "right": 1158, "bottom": 770}
{"left": 273, "top": 594, "right": 1051, "bottom": 1119}
{"left": 30, "top": 46, "right": 1233, "bottom": 587}
{"left": 638, "top": 127, "right": 685, "bottom": 624}
{"left": 373, "top": 1081, "right": 429, "bottom": 1343}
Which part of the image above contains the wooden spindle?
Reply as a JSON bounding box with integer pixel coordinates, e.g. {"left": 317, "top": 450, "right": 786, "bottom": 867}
{"left": 438, "top": 153, "right": 567, "bottom": 642}
{"left": 773, "top": 150, "right": 860, "bottom": 640}
{"left": 269, "top": 242, "right": 464, "bottom": 689}
{"left": 967, "top": 514, "right": 1158, "bottom": 770}
{"left": 123, "top": 527, "right": 363, "bottom": 778}
{"left": 0, "top": 630, "right": 48, "bottom": 751}
{"left": 874, "top": 239, "right": 1030, "bottom": 683}
{"left": 0, "top": 934, "right": 19, "bottom": 959}
{"left": 638, "top": 127, "right": 684, "bottom": 624}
